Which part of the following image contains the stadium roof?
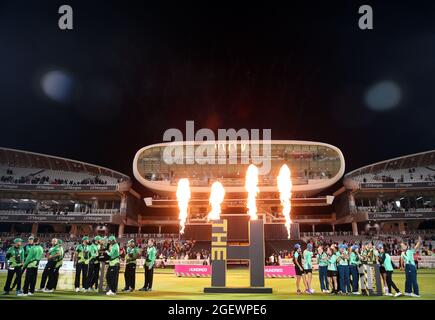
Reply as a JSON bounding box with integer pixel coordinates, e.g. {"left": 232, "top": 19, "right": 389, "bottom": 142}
{"left": 345, "top": 149, "right": 435, "bottom": 178}
{"left": 0, "top": 147, "right": 129, "bottom": 180}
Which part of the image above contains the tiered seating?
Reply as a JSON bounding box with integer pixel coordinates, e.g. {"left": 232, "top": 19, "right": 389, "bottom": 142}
{"left": 353, "top": 167, "right": 435, "bottom": 183}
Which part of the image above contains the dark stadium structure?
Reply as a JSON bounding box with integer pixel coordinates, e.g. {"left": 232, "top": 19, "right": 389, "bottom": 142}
{"left": 336, "top": 149, "right": 435, "bottom": 235}
{"left": 0, "top": 147, "right": 144, "bottom": 237}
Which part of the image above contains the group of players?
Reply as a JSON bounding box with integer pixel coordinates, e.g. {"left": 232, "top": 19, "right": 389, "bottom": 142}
{"left": 292, "top": 236, "right": 422, "bottom": 297}
{"left": 2, "top": 235, "right": 157, "bottom": 296}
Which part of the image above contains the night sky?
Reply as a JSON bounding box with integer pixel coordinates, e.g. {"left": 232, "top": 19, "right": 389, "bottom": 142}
{"left": 1, "top": 0, "right": 434, "bottom": 180}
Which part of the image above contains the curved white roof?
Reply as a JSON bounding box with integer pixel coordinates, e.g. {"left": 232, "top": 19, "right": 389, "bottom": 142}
{"left": 133, "top": 140, "right": 345, "bottom": 195}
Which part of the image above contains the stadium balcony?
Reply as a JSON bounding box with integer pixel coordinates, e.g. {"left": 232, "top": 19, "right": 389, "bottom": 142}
{"left": 344, "top": 149, "right": 435, "bottom": 189}
{"left": 0, "top": 147, "right": 131, "bottom": 191}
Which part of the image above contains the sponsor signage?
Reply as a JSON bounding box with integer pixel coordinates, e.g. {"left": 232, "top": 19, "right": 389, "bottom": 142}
{"left": 0, "top": 214, "right": 114, "bottom": 223}
{"left": 38, "top": 260, "right": 74, "bottom": 271}
{"left": 264, "top": 265, "right": 296, "bottom": 278}
{"left": 174, "top": 265, "right": 296, "bottom": 278}
{"left": 367, "top": 211, "right": 435, "bottom": 221}
{"left": 0, "top": 183, "right": 117, "bottom": 192}
{"left": 360, "top": 182, "right": 435, "bottom": 189}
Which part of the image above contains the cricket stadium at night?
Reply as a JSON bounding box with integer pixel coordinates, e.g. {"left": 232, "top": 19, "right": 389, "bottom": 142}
{"left": 1, "top": 142, "right": 434, "bottom": 300}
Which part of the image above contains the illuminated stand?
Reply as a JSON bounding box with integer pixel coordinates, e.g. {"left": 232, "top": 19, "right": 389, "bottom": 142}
{"left": 204, "top": 218, "right": 272, "bottom": 293}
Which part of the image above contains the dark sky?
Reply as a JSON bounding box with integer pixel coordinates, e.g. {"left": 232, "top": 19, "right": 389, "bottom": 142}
{"left": 0, "top": 0, "right": 434, "bottom": 179}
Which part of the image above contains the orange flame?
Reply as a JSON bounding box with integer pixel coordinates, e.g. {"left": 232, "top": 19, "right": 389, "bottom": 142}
{"left": 277, "top": 164, "right": 292, "bottom": 238}
{"left": 245, "top": 164, "right": 259, "bottom": 220}
{"left": 208, "top": 181, "right": 225, "bottom": 221}
{"left": 176, "top": 178, "right": 191, "bottom": 234}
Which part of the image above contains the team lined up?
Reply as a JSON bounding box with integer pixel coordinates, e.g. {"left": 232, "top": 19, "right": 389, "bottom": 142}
{"left": 292, "top": 237, "right": 422, "bottom": 297}
{"left": 2, "top": 235, "right": 157, "bottom": 296}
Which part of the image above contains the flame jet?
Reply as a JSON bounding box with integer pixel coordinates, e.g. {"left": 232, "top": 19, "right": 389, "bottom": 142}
{"left": 176, "top": 178, "right": 191, "bottom": 234}
{"left": 208, "top": 181, "right": 225, "bottom": 221}
{"left": 245, "top": 164, "right": 259, "bottom": 220}
{"left": 277, "top": 164, "right": 292, "bottom": 238}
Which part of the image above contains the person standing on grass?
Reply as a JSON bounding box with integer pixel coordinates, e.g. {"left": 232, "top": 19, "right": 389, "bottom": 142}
{"left": 316, "top": 245, "right": 329, "bottom": 293}
{"left": 401, "top": 237, "right": 422, "bottom": 297}
{"left": 105, "top": 235, "right": 120, "bottom": 296}
{"left": 87, "top": 235, "right": 101, "bottom": 291}
{"left": 337, "top": 244, "right": 351, "bottom": 294}
{"left": 22, "top": 237, "right": 43, "bottom": 296}
{"left": 74, "top": 236, "right": 90, "bottom": 293}
{"left": 349, "top": 245, "right": 361, "bottom": 295}
{"left": 141, "top": 239, "right": 157, "bottom": 292}
{"left": 380, "top": 246, "right": 402, "bottom": 297}
{"left": 37, "top": 238, "right": 59, "bottom": 292}
{"left": 327, "top": 246, "right": 338, "bottom": 294}
{"left": 2, "top": 238, "right": 25, "bottom": 296}
{"left": 303, "top": 243, "right": 314, "bottom": 294}
{"left": 47, "top": 239, "right": 64, "bottom": 291}
{"left": 292, "top": 243, "right": 308, "bottom": 295}
{"left": 375, "top": 243, "right": 388, "bottom": 295}
{"left": 123, "top": 239, "right": 140, "bottom": 292}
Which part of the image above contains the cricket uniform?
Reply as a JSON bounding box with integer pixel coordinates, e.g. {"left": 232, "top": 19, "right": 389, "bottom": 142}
{"left": 124, "top": 246, "right": 139, "bottom": 290}
{"left": 404, "top": 249, "right": 419, "bottom": 295}
{"left": 23, "top": 244, "right": 43, "bottom": 294}
{"left": 349, "top": 252, "right": 360, "bottom": 293}
{"left": 316, "top": 252, "right": 329, "bottom": 291}
{"left": 337, "top": 251, "right": 351, "bottom": 293}
{"left": 144, "top": 246, "right": 156, "bottom": 290}
{"left": 303, "top": 249, "right": 313, "bottom": 273}
{"left": 384, "top": 253, "right": 400, "bottom": 294}
{"left": 106, "top": 243, "right": 120, "bottom": 293}
{"left": 293, "top": 251, "right": 304, "bottom": 276}
{"left": 75, "top": 243, "right": 90, "bottom": 289}
{"left": 87, "top": 241, "right": 100, "bottom": 289}
{"left": 39, "top": 244, "right": 61, "bottom": 290}
{"left": 49, "top": 244, "right": 64, "bottom": 290}
{"left": 3, "top": 246, "right": 24, "bottom": 293}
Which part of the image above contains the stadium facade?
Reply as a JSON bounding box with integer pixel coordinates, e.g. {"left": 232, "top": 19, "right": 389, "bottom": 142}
{"left": 134, "top": 140, "right": 345, "bottom": 241}
{"left": 0, "top": 147, "right": 144, "bottom": 237}
{"left": 336, "top": 149, "right": 435, "bottom": 235}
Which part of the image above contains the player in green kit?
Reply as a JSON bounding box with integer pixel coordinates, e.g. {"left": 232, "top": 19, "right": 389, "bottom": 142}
{"left": 349, "top": 245, "right": 361, "bottom": 295}
{"left": 303, "top": 243, "right": 314, "bottom": 294}
{"left": 401, "top": 237, "right": 421, "bottom": 297}
{"left": 105, "top": 235, "right": 120, "bottom": 296}
{"left": 3, "top": 238, "right": 25, "bottom": 296}
{"left": 123, "top": 239, "right": 140, "bottom": 292}
{"left": 22, "top": 237, "right": 43, "bottom": 296}
{"left": 74, "top": 236, "right": 90, "bottom": 292}
{"left": 38, "top": 238, "right": 59, "bottom": 291}
{"left": 10, "top": 235, "right": 34, "bottom": 291}
{"left": 140, "top": 239, "right": 157, "bottom": 292}
{"left": 87, "top": 235, "right": 101, "bottom": 291}
{"left": 326, "top": 246, "right": 338, "bottom": 294}
{"left": 337, "top": 244, "right": 351, "bottom": 294}
{"left": 380, "top": 246, "right": 402, "bottom": 297}
{"left": 316, "top": 245, "right": 329, "bottom": 293}
{"left": 48, "top": 239, "right": 64, "bottom": 291}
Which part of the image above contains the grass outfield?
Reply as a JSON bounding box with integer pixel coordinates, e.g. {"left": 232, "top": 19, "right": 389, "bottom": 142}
{"left": 0, "top": 268, "right": 434, "bottom": 300}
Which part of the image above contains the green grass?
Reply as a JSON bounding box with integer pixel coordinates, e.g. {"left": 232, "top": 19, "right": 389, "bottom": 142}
{"left": 1, "top": 268, "right": 434, "bottom": 300}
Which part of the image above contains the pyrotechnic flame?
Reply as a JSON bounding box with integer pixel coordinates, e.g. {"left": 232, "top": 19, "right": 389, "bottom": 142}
{"left": 245, "top": 164, "right": 259, "bottom": 220}
{"left": 277, "top": 164, "right": 292, "bottom": 238}
{"left": 208, "top": 181, "right": 225, "bottom": 221}
{"left": 176, "top": 178, "right": 191, "bottom": 234}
